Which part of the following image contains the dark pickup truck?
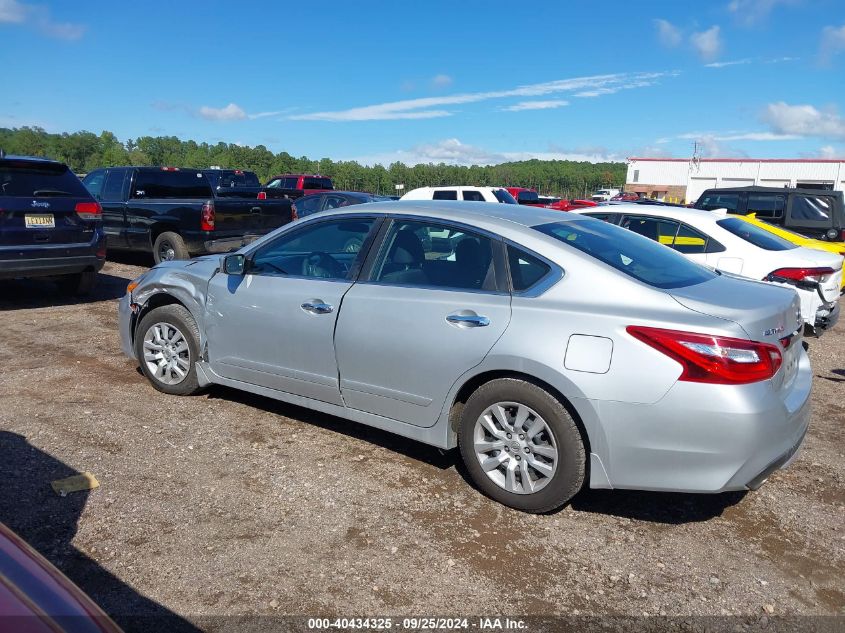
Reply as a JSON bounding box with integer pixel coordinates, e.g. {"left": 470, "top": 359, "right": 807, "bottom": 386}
{"left": 82, "top": 167, "right": 295, "bottom": 263}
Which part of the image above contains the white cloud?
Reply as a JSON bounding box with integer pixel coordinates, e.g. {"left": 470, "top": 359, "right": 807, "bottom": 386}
{"left": 728, "top": 0, "right": 799, "bottom": 25}
{"left": 0, "top": 0, "right": 26, "bottom": 22}
{"left": 818, "top": 145, "right": 840, "bottom": 158}
{"left": 704, "top": 58, "right": 752, "bottom": 68}
{"left": 198, "top": 103, "right": 247, "bottom": 121}
{"left": 289, "top": 72, "right": 672, "bottom": 122}
{"left": 503, "top": 100, "right": 569, "bottom": 112}
{"left": 691, "top": 26, "right": 722, "bottom": 62}
{"left": 819, "top": 23, "right": 845, "bottom": 65}
{"left": 431, "top": 74, "right": 453, "bottom": 88}
{"left": 0, "top": 0, "right": 85, "bottom": 40}
{"left": 761, "top": 102, "right": 845, "bottom": 139}
{"left": 677, "top": 130, "right": 799, "bottom": 141}
{"left": 349, "top": 138, "right": 621, "bottom": 167}
{"left": 654, "top": 19, "right": 682, "bottom": 47}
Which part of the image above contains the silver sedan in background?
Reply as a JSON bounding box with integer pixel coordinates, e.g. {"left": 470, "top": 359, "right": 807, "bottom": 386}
{"left": 119, "top": 201, "right": 811, "bottom": 512}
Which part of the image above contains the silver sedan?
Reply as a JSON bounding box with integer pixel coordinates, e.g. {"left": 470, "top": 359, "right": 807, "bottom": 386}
{"left": 119, "top": 201, "right": 811, "bottom": 512}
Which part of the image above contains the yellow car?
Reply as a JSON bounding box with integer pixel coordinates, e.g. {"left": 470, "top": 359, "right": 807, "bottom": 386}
{"left": 737, "top": 213, "right": 845, "bottom": 288}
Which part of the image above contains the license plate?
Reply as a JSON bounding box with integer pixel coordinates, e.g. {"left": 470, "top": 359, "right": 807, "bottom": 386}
{"left": 25, "top": 214, "right": 55, "bottom": 228}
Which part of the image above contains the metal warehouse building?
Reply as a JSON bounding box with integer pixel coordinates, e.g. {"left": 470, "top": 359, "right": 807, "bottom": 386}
{"left": 625, "top": 158, "right": 845, "bottom": 204}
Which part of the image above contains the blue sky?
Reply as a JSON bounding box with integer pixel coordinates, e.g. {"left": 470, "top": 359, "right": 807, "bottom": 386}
{"left": 1, "top": 0, "right": 844, "bottom": 165}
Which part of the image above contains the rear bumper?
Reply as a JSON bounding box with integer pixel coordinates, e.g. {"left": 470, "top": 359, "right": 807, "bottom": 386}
{"left": 0, "top": 254, "right": 105, "bottom": 280}
{"left": 591, "top": 348, "right": 812, "bottom": 493}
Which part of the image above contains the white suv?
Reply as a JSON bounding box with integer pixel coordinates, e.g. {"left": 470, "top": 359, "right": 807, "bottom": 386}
{"left": 400, "top": 186, "right": 517, "bottom": 204}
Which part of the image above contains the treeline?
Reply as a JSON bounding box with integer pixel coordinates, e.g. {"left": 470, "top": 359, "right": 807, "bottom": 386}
{"left": 0, "top": 127, "right": 626, "bottom": 198}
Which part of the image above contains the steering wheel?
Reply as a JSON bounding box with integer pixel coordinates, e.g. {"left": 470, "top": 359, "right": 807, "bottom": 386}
{"left": 302, "top": 251, "right": 344, "bottom": 278}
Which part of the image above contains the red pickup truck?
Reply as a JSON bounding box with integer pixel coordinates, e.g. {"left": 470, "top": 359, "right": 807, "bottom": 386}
{"left": 505, "top": 187, "right": 546, "bottom": 207}
{"left": 263, "top": 174, "right": 334, "bottom": 200}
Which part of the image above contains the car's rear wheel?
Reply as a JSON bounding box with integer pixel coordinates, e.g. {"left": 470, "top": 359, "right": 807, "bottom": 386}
{"left": 153, "top": 231, "right": 189, "bottom": 264}
{"left": 56, "top": 271, "right": 96, "bottom": 296}
{"left": 134, "top": 305, "right": 203, "bottom": 396}
{"left": 458, "top": 378, "right": 585, "bottom": 513}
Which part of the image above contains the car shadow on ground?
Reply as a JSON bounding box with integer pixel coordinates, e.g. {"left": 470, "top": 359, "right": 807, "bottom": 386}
{"left": 0, "top": 272, "right": 129, "bottom": 311}
{"left": 0, "top": 431, "right": 201, "bottom": 633}
{"left": 819, "top": 368, "right": 845, "bottom": 383}
{"left": 206, "top": 386, "right": 746, "bottom": 524}
{"left": 106, "top": 251, "right": 154, "bottom": 268}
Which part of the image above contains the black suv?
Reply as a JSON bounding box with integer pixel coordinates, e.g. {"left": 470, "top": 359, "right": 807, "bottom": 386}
{"left": 694, "top": 186, "right": 845, "bottom": 242}
{"left": 0, "top": 154, "right": 106, "bottom": 295}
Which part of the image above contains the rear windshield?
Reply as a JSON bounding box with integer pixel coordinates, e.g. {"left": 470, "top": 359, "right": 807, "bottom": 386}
{"left": 493, "top": 189, "right": 517, "bottom": 204}
{"left": 133, "top": 170, "right": 213, "bottom": 199}
{"left": 205, "top": 170, "right": 260, "bottom": 188}
{"left": 534, "top": 218, "right": 716, "bottom": 289}
{"left": 0, "top": 160, "right": 90, "bottom": 198}
{"left": 716, "top": 217, "right": 797, "bottom": 251}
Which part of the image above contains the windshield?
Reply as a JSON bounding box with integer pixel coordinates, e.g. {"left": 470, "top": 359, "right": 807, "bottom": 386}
{"left": 493, "top": 189, "right": 517, "bottom": 204}
{"left": 717, "top": 217, "right": 797, "bottom": 251}
{"left": 534, "top": 218, "right": 717, "bottom": 289}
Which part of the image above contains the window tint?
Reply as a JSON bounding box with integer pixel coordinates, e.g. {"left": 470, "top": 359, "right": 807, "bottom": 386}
{"left": 0, "top": 161, "right": 90, "bottom": 198}
{"left": 205, "top": 170, "right": 260, "bottom": 188}
{"left": 492, "top": 189, "right": 517, "bottom": 204}
{"left": 101, "top": 169, "right": 127, "bottom": 202}
{"left": 462, "top": 190, "right": 486, "bottom": 201}
{"left": 323, "top": 195, "right": 351, "bottom": 210}
{"left": 696, "top": 192, "right": 740, "bottom": 212}
{"left": 621, "top": 216, "right": 680, "bottom": 245}
{"left": 747, "top": 194, "right": 784, "bottom": 219}
{"left": 303, "top": 177, "right": 331, "bottom": 190}
{"left": 508, "top": 246, "right": 551, "bottom": 292}
{"left": 790, "top": 195, "right": 833, "bottom": 226}
{"left": 534, "top": 219, "right": 716, "bottom": 289}
{"left": 432, "top": 190, "right": 458, "bottom": 200}
{"left": 284, "top": 177, "right": 299, "bottom": 189}
{"left": 82, "top": 170, "right": 106, "bottom": 199}
{"left": 132, "top": 170, "right": 212, "bottom": 199}
{"left": 583, "top": 212, "right": 617, "bottom": 223}
{"left": 516, "top": 191, "right": 539, "bottom": 204}
{"left": 716, "top": 217, "right": 797, "bottom": 251}
{"left": 372, "top": 221, "right": 497, "bottom": 291}
{"left": 673, "top": 223, "right": 710, "bottom": 254}
{"left": 250, "top": 218, "right": 374, "bottom": 278}
{"left": 292, "top": 195, "right": 322, "bottom": 217}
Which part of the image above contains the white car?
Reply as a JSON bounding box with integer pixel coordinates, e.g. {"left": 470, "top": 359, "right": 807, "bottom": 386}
{"left": 591, "top": 188, "right": 620, "bottom": 202}
{"left": 576, "top": 204, "right": 843, "bottom": 335}
{"left": 401, "top": 186, "right": 517, "bottom": 204}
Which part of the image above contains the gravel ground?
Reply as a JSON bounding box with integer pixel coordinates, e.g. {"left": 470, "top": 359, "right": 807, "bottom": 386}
{"left": 0, "top": 258, "right": 843, "bottom": 632}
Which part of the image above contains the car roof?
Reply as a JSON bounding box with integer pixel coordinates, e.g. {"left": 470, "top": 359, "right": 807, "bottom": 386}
{"left": 408, "top": 185, "right": 504, "bottom": 192}
{"left": 0, "top": 155, "right": 64, "bottom": 166}
{"left": 702, "top": 185, "right": 843, "bottom": 196}
{"left": 319, "top": 200, "right": 586, "bottom": 232}
{"left": 578, "top": 202, "right": 726, "bottom": 223}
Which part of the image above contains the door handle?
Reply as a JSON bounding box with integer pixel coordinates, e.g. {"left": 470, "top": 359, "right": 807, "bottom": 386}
{"left": 301, "top": 301, "right": 333, "bottom": 314}
{"left": 446, "top": 314, "right": 490, "bottom": 327}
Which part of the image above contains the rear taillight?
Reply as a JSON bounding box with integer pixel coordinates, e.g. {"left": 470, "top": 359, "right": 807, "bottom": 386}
{"left": 75, "top": 201, "right": 102, "bottom": 221}
{"left": 291, "top": 204, "right": 298, "bottom": 220}
{"left": 257, "top": 191, "right": 267, "bottom": 200}
{"left": 626, "top": 326, "right": 783, "bottom": 385}
{"left": 765, "top": 267, "right": 835, "bottom": 283}
{"left": 201, "top": 200, "right": 215, "bottom": 231}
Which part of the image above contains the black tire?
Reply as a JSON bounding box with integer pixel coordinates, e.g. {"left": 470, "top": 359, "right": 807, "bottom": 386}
{"left": 56, "top": 271, "right": 96, "bottom": 296}
{"left": 134, "top": 304, "right": 203, "bottom": 396}
{"left": 153, "top": 231, "right": 189, "bottom": 265}
{"left": 458, "top": 378, "right": 585, "bottom": 513}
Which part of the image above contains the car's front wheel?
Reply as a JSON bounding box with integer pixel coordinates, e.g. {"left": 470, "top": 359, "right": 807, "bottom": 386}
{"left": 134, "top": 304, "right": 203, "bottom": 396}
{"left": 458, "top": 378, "right": 585, "bottom": 513}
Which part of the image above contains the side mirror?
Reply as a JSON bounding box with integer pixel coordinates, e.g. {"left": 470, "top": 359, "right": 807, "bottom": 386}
{"left": 221, "top": 253, "right": 246, "bottom": 276}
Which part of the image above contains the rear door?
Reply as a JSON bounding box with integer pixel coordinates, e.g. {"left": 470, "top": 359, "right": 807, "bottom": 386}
{"left": 334, "top": 219, "right": 511, "bottom": 427}
{"left": 0, "top": 160, "right": 94, "bottom": 248}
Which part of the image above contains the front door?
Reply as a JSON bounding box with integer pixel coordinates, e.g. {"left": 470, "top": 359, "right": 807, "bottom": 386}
{"left": 204, "top": 217, "right": 377, "bottom": 405}
{"left": 335, "top": 219, "right": 511, "bottom": 427}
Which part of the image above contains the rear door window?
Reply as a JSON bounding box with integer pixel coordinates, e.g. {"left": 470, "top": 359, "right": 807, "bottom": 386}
{"left": 432, "top": 190, "right": 458, "bottom": 200}
{"left": 672, "top": 223, "right": 712, "bottom": 254}
{"left": 620, "top": 216, "right": 680, "bottom": 246}
{"left": 132, "top": 170, "right": 212, "bottom": 199}
{"left": 303, "top": 177, "right": 331, "bottom": 190}
{"left": 507, "top": 246, "right": 551, "bottom": 292}
{"left": 696, "top": 192, "right": 740, "bottom": 212}
{"left": 462, "top": 190, "right": 486, "bottom": 201}
{"left": 788, "top": 195, "right": 834, "bottom": 227}
{"left": 293, "top": 195, "right": 323, "bottom": 217}
{"left": 747, "top": 194, "right": 785, "bottom": 219}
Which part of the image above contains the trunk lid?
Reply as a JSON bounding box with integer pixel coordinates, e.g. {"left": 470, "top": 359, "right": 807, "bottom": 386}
{"left": 0, "top": 159, "right": 95, "bottom": 247}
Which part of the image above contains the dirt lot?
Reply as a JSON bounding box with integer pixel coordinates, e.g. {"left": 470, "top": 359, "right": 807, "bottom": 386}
{"left": 0, "top": 259, "right": 843, "bottom": 632}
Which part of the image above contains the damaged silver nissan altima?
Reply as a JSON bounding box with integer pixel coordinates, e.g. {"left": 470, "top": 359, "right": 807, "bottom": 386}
{"left": 119, "top": 201, "right": 811, "bottom": 513}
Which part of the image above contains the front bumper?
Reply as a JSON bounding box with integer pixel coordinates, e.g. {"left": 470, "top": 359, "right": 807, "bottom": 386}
{"left": 118, "top": 294, "right": 136, "bottom": 360}
{"left": 590, "top": 348, "right": 812, "bottom": 493}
